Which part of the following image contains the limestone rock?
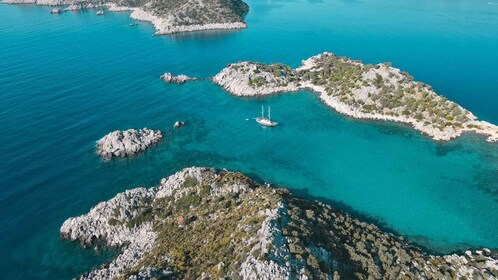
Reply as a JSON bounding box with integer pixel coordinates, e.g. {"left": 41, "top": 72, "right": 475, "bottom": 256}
{"left": 160, "top": 73, "right": 196, "bottom": 84}
{"left": 61, "top": 167, "right": 498, "bottom": 279}
{"left": 95, "top": 128, "right": 162, "bottom": 160}
{"left": 173, "top": 121, "right": 185, "bottom": 128}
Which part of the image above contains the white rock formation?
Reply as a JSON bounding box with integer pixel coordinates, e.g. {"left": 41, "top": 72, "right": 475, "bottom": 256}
{"left": 95, "top": 128, "right": 162, "bottom": 160}
{"left": 61, "top": 186, "right": 159, "bottom": 279}
{"left": 160, "top": 72, "right": 197, "bottom": 84}
{"left": 125, "top": 6, "right": 247, "bottom": 35}
{"left": 173, "top": 121, "right": 185, "bottom": 128}
{"left": 60, "top": 167, "right": 269, "bottom": 279}
{"left": 213, "top": 61, "right": 299, "bottom": 96}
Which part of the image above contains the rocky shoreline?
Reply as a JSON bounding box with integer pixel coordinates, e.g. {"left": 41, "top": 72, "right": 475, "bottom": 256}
{"left": 61, "top": 167, "right": 498, "bottom": 279}
{"left": 110, "top": 4, "right": 247, "bottom": 35}
{"left": 160, "top": 72, "right": 197, "bottom": 84}
{"left": 95, "top": 128, "right": 162, "bottom": 160}
{"left": 212, "top": 53, "right": 498, "bottom": 142}
{"left": 2, "top": 0, "right": 249, "bottom": 35}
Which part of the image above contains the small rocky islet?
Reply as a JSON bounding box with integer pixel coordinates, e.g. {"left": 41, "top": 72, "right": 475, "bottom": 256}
{"left": 96, "top": 128, "right": 162, "bottom": 160}
{"left": 160, "top": 73, "right": 197, "bottom": 84}
{"left": 212, "top": 52, "right": 498, "bottom": 142}
{"left": 61, "top": 167, "right": 498, "bottom": 279}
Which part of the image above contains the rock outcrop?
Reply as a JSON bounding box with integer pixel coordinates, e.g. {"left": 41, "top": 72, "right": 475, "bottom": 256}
{"left": 61, "top": 167, "right": 498, "bottom": 279}
{"left": 2, "top": 0, "right": 249, "bottom": 35}
{"left": 160, "top": 73, "right": 196, "bottom": 84}
{"left": 173, "top": 121, "right": 185, "bottom": 128}
{"left": 95, "top": 128, "right": 162, "bottom": 160}
{"left": 212, "top": 53, "right": 498, "bottom": 142}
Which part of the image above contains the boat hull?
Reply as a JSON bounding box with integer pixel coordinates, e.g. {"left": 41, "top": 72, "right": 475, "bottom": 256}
{"left": 256, "top": 117, "right": 278, "bottom": 127}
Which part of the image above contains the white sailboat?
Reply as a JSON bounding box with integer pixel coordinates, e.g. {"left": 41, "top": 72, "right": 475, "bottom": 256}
{"left": 256, "top": 105, "right": 278, "bottom": 127}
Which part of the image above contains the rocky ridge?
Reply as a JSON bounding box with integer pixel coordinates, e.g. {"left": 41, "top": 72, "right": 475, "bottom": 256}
{"left": 212, "top": 53, "right": 498, "bottom": 142}
{"left": 160, "top": 73, "right": 197, "bottom": 84}
{"left": 2, "top": 0, "right": 249, "bottom": 35}
{"left": 96, "top": 128, "right": 162, "bottom": 160}
{"left": 61, "top": 167, "right": 498, "bottom": 279}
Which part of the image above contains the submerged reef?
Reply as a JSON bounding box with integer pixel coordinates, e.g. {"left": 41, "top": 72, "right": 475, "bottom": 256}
{"left": 3, "top": 0, "right": 249, "bottom": 35}
{"left": 61, "top": 167, "right": 498, "bottom": 279}
{"left": 212, "top": 53, "right": 498, "bottom": 142}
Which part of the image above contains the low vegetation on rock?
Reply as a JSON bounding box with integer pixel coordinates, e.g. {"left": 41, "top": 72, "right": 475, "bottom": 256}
{"left": 212, "top": 53, "right": 498, "bottom": 142}
{"left": 3, "top": 0, "right": 249, "bottom": 35}
{"left": 61, "top": 167, "right": 498, "bottom": 279}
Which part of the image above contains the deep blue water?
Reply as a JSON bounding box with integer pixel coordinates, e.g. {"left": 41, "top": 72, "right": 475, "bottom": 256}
{"left": 0, "top": 1, "right": 497, "bottom": 278}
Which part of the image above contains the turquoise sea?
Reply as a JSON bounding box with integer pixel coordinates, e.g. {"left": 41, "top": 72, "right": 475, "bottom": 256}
{"left": 1, "top": 0, "right": 498, "bottom": 278}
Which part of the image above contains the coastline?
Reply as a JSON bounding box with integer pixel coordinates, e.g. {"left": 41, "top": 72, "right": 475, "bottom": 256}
{"left": 212, "top": 54, "right": 498, "bottom": 143}
{"left": 110, "top": 4, "right": 247, "bottom": 35}
{"left": 95, "top": 128, "right": 162, "bottom": 160}
{"left": 1, "top": 1, "right": 247, "bottom": 35}
{"left": 61, "top": 167, "right": 498, "bottom": 279}
{"left": 309, "top": 81, "right": 498, "bottom": 142}
{"left": 2, "top": 2, "right": 498, "bottom": 279}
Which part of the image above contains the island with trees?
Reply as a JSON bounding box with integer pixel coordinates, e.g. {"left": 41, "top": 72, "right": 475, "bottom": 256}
{"left": 213, "top": 53, "right": 498, "bottom": 142}
{"left": 3, "top": 0, "right": 249, "bottom": 35}
{"left": 61, "top": 167, "right": 498, "bottom": 279}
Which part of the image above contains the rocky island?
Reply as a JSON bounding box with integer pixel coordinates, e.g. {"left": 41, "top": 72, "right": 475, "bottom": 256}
{"left": 96, "top": 128, "right": 162, "bottom": 160}
{"left": 160, "top": 73, "right": 197, "bottom": 84}
{"left": 2, "top": 0, "right": 249, "bottom": 35}
{"left": 61, "top": 167, "right": 498, "bottom": 279}
{"left": 213, "top": 53, "right": 498, "bottom": 142}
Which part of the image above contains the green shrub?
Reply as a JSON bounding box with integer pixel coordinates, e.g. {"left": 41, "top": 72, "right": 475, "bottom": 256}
{"left": 176, "top": 194, "right": 201, "bottom": 212}
{"left": 182, "top": 176, "right": 199, "bottom": 189}
{"left": 108, "top": 218, "right": 119, "bottom": 226}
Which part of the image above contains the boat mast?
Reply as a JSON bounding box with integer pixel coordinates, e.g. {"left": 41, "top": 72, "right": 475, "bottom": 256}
{"left": 261, "top": 105, "right": 264, "bottom": 118}
{"left": 268, "top": 106, "right": 271, "bottom": 121}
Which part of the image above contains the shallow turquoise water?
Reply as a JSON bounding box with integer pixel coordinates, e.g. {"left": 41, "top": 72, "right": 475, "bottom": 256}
{"left": 0, "top": 1, "right": 497, "bottom": 278}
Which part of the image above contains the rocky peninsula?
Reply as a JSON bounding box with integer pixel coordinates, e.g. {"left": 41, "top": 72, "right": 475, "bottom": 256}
{"left": 160, "top": 73, "right": 197, "bottom": 84}
{"left": 2, "top": 0, "right": 249, "bottom": 35}
{"left": 61, "top": 167, "right": 498, "bottom": 279}
{"left": 213, "top": 53, "right": 498, "bottom": 142}
{"left": 96, "top": 128, "right": 162, "bottom": 160}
